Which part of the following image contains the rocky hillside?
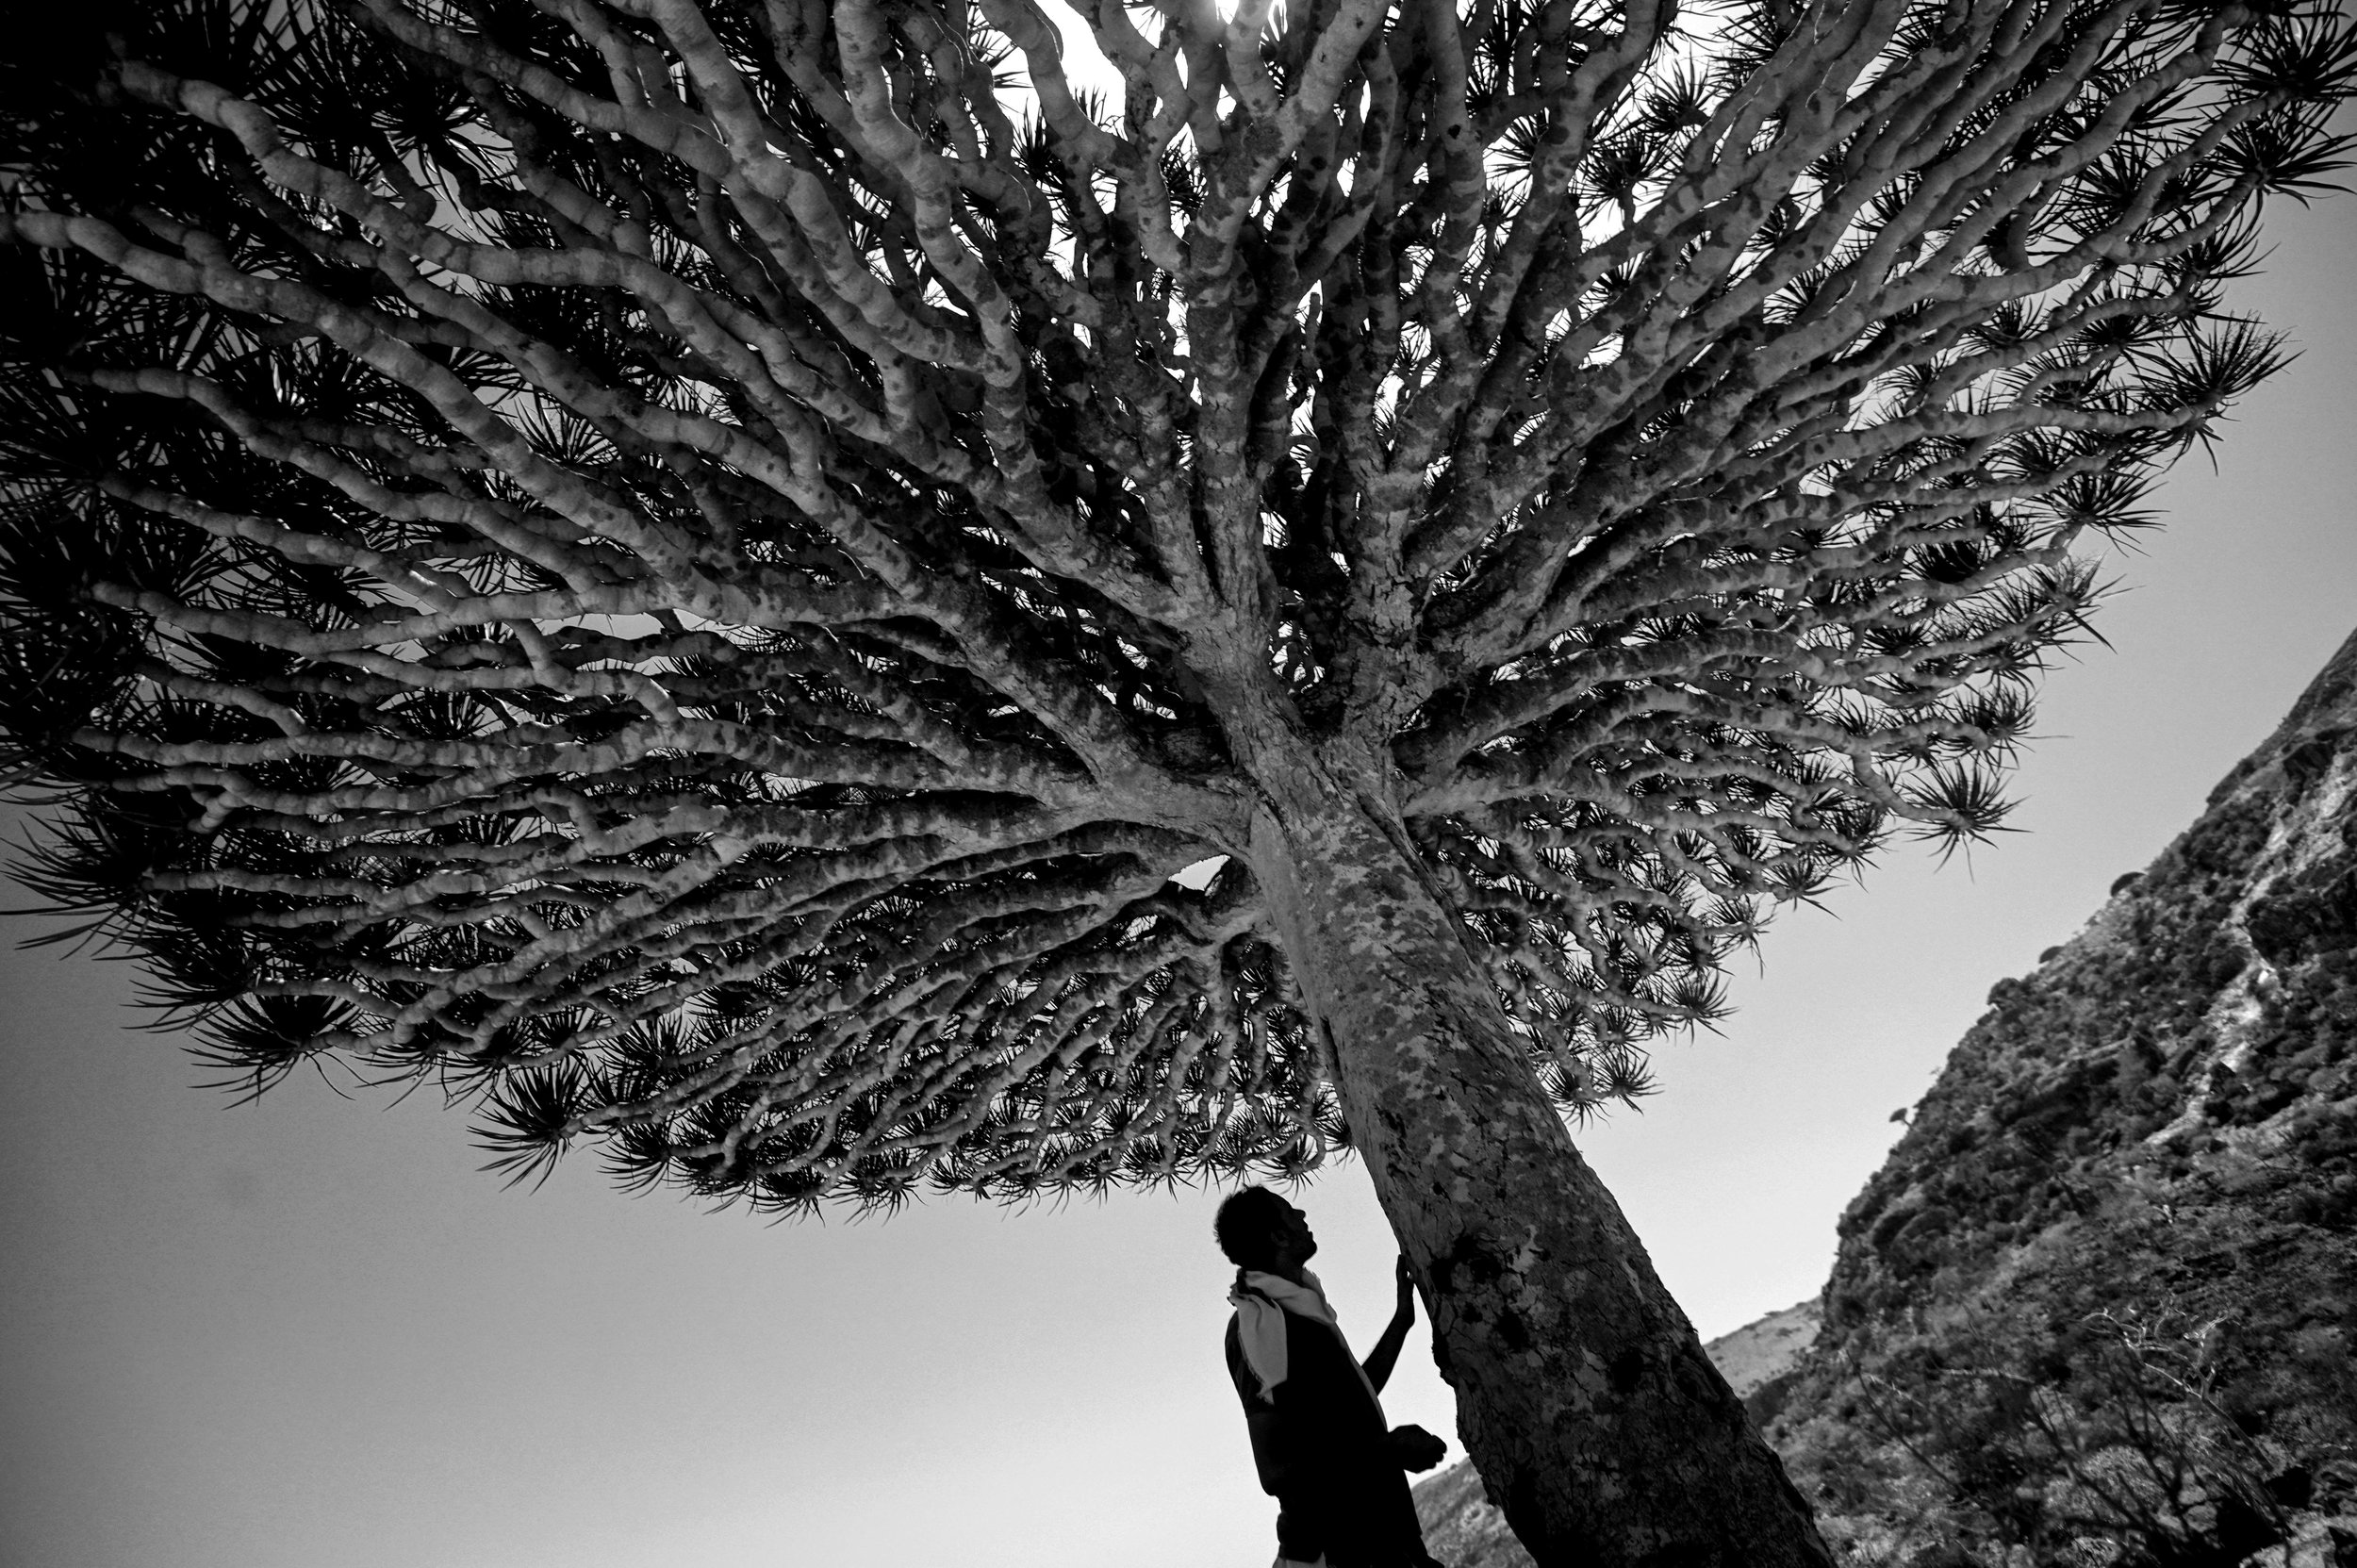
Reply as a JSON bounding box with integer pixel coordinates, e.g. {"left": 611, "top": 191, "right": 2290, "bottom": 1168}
{"left": 1773, "top": 623, "right": 2357, "bottom": 1565}
{"left": 1417, "top": 625, "right": 2357, "bottom": 1566}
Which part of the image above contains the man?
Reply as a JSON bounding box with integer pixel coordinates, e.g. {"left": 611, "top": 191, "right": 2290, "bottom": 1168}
{"left": 1216, "top": 1186, "right": 1452, "bottom": 1568}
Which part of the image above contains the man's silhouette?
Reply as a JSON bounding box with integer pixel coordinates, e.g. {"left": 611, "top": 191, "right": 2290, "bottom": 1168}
{"left": 1217, "top": 1187, "right": 1450, "bottom": 1568}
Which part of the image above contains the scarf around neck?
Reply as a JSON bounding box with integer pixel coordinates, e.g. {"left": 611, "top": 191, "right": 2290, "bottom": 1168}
{"left": 1228, "top": 1267, "right": 1382, "bottom": 1408}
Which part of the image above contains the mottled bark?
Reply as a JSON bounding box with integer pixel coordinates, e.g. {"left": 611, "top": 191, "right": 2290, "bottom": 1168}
{"left": 1252, "top": 751, "right": 1834, "bottom": 1568}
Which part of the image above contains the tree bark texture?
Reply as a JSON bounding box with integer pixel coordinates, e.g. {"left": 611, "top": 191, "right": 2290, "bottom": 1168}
{"left": 1251, "top": 751, "right": 1835, "bottom": 1568}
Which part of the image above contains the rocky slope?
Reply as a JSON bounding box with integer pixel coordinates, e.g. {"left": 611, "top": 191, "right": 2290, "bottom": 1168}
{"left": 1416, "top": 625, "right": 2357, "bottom": 1566}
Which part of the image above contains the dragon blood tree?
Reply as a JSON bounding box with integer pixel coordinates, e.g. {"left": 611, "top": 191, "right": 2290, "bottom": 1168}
{"left": 1, "top": 0, "right": 2349, "bottom": 1560}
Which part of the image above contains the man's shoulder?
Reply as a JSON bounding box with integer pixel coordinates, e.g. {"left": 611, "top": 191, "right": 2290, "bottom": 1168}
{"left": 1224, "top": 1313, "right": 1270, "bottom": 1409}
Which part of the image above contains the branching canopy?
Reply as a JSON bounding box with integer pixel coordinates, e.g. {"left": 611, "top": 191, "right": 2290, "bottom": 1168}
{"left": 1, "top": 0, "right": 2347, "bottom": 1209}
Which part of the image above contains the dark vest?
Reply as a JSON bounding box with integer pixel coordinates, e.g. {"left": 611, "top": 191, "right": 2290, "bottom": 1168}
{"left": 1224, "top": 1304, "right": 1429, "bottom": 1567}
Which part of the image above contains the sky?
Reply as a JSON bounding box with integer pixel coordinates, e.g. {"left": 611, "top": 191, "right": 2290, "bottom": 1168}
{"left": 3, "top": 106, "right": 2353, "bottom": 1568}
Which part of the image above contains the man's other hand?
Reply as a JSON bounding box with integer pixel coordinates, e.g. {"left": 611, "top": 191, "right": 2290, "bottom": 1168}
{"left": 1394, "top": 1253, "right": 1419, "bottom": 1318}
{"left": 1387, "top": 1423, "right": 1449, "bottom": 1473}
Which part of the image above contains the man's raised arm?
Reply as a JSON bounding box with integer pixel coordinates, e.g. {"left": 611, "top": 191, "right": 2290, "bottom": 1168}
{"left": 1361, "top": 1254, "right": 1419, "bottom": 1393}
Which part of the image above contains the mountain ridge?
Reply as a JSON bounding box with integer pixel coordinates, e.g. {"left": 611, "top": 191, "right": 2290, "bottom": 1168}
{"left": 1415, "top": 624, "right": 2357, "bottom": 1566}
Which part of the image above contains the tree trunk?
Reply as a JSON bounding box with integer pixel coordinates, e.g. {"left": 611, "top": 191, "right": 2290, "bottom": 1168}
{"left": 1246, "top": 745, "right": 1836, "bottom": 1568}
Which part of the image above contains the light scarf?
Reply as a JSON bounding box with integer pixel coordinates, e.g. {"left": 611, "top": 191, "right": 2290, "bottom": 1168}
{"left": 1228, "top": 1267, "right": 1382, "bottom": 1408}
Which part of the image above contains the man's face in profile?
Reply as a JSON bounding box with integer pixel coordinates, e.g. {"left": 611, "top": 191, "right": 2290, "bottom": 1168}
{"left": 1273, "top": 1200, "right": 1317, "bottom": 1266}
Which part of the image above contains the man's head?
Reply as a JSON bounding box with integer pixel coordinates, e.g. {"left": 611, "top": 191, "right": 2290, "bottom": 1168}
{"left": 1214, "top": 1185, "right": 1316, "bottom": 1274}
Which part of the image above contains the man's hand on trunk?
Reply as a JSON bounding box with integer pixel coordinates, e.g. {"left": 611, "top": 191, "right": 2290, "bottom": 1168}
{"left": 1395, "top": 1253, "right": 1420, "bottom": 1321}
